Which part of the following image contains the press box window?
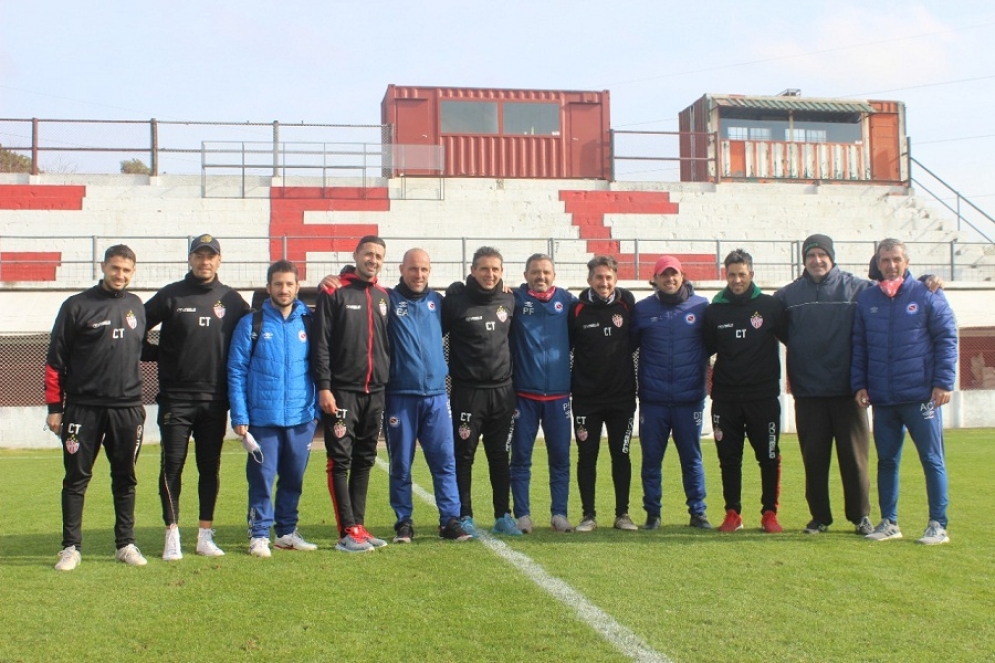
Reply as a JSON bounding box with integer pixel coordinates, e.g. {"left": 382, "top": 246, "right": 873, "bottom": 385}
{"left": 503, "top": 102, "right": 560, "bottom": 135}
{"left": 441, "top": 101, "right": 498, "bottom": 134}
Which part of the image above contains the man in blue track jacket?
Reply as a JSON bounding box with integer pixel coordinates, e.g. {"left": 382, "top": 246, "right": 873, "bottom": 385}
{"left": 385, "top": 249, "right": 470, "bottom": 543}
{"left": 509, "top": 254, "right": 575, "bottom": 534}
{"left": 228, "top": 260, "right": 319, "bottom": 558}
{"left": 852, "top": 238, "right": 957, "bottom": 545}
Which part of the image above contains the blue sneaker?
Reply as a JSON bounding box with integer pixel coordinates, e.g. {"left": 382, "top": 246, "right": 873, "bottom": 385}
{"left": 492, "top": 513, "right": 524, "bottom": 536}
{"left": 460, "top": 516, "right": 479, "bottom": 539}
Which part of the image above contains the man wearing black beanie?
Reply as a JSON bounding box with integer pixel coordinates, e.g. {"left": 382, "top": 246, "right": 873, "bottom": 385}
{"left": 775, "top": 234, "right": 872, "bottom": 535}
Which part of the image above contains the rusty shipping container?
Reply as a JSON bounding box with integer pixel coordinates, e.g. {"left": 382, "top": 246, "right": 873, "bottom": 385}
{"left": 382, "top": 85, "right": 611, "bottom": 180}
{"left": 678, "top": 93, "right": 907, "bottom": 185}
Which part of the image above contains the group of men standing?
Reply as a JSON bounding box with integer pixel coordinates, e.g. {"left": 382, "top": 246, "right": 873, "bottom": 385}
{"left": 45, "top": 231, "right": 957, "bottom": 570}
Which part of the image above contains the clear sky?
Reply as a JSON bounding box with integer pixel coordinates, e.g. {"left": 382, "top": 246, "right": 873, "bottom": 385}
{"left": 1, "top": 1, "right": 993, "bottom": 209}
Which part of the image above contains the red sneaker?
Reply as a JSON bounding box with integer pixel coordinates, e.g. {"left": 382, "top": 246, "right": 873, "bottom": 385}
{"left": 718, "top": 509, "right": 743, "bottom": 532}
{"left": 761, "top": 511, "right": 783, "bottom": 533}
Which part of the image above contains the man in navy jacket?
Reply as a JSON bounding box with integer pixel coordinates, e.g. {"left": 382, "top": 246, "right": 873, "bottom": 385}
{"left": 631, "top": 256, "right": 711, "bottom": 530}
{"left": 852, "top": 238, "right": 957, "bottom": 545}
{"left": 775, "top": 234, "right": 873, "bottom": 536}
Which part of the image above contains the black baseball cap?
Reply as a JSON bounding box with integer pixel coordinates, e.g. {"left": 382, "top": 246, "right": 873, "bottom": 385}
{"left": 189, "top": 234, "right": 221, "bottom": 254}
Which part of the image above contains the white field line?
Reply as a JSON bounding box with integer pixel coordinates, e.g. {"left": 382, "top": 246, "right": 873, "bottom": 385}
{"left": 374, "top": 456, "right": 672, "bottom": 663}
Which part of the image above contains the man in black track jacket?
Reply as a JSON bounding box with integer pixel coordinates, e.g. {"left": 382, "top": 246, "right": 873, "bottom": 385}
{"left": 311, "top": 235, "right": 391, "bottom": 553}
{"left": 46, "top": 245, "right": 148, "bottom": 571}
{"left": 568, "top": 255, "right": 638, "bottom": 534}
{"left": 441, "top": 246, "right": 521, "bottom": 537}
{"left": 143, "top": 233, "right": 250, "bottom": 560}
{"left": 703, "top": 249, "right": 786, "bottom": 534}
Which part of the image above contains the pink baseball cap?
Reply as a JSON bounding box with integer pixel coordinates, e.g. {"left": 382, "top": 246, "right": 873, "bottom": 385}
{"left": 653, "top": 255, "right": 683, "bottom": 276}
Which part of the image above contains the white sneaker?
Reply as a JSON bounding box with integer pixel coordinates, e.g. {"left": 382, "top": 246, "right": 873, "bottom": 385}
{"left": 917, "top": 520, "right": 950, "bottom": 545}
{"left": 54, "top": 546, "right": 81, "bottom": 571}
{"left": 274, "top": 528, "right": 318, "bottom": 551}
{"left": 576, "top": 515, "right": 598, "bottom": 533}
{"left": 115, "top": 544, "right": 148, "bottom": 566}
{"left": 551, "top": 514, "right": 574, "bottom": 533}
{"left": 516, "top": 515, "right": 534, "bottom": 534}
{"left": 865, "top": 519, "right": 903, "bottom": 541}
{"left": 248, "top": 537, "right": 272, "bottom": 558}
{"left": 163, "top": 526, "right": 182, "bottom": 561}
{"left": 613, "top": 513, "right": 639, "bottom": 531}
{"left": 196, "top": 527, "right": 225, "bottom": 557}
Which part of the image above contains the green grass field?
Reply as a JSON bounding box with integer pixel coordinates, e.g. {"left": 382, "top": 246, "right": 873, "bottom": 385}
{"left": 1, "top": 430, "right": 993, "bottom": 662}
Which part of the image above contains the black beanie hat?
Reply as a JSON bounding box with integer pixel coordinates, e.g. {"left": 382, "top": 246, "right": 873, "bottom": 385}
{"left": 802, "top": 233, "right": 835, "bottom": 264}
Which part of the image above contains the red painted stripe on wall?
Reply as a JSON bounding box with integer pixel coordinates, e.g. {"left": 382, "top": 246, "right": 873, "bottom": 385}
{"left": 558, "top": 189, "right": 715, "bottom": 280}
{"left": 269, "top": 187, "right": 389, "bottom": 280}
{"left": 0, "top": 185, "right": 86, "bottom": 210}
{"left": 0, "top": 252, "right": 62, "bottom": 281}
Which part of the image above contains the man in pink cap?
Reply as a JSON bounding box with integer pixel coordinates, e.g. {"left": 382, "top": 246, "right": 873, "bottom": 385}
{"left": 631, "top": 256, "right": 711, "bottom": 530}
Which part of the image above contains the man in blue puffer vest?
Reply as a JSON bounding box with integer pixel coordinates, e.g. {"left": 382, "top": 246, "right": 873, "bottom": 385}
{"left": 228, "top": 260, "right": 319, "bottom": 558}
{"left": 509, "top": 254, "right": 576, "bottom": 534}
{"left": 852, "top": 238, "right": 957, "bottom": 546}
{"left": 631, "top": 256, "right": 711, "bottom": 530}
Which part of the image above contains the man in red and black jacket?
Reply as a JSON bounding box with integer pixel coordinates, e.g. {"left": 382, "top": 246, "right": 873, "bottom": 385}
{"left": 46, "top": 244, "right": 148, "bottom": 571}
{"left": 311, "top": 235, "right": 391, "bottom": 553}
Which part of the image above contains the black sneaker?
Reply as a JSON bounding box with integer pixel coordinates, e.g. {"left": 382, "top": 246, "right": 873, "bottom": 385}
{"left": 804, "top": 519, "right": 829, "bottom": 534}
{"left": 689, "top": 513, "right": 712, "bottom": 529}
{"left": 643, "top": 515, "right": 661, "bottom": 530}
{"left": 439, "top": 517, "right": 472, "bottom": 542}
{"left": 393, "top": 521, "right": 414, "bottom": 544}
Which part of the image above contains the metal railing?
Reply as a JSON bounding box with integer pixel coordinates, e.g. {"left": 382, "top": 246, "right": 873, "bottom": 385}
{"left": 910, "top": 155, "right": 995, "bottom": 243}
{"left": 0, "top": 234, "right": 992, "bottom": 290}
{"left": 0, "top": 117, "right": 391, "bottom": 179}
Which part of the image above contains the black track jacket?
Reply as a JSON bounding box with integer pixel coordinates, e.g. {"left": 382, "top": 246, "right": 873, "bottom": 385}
{"left": 143, "top": 272, "right": 250, "bottom": 402}
{"left": 442, "top": 276, "right": 514, "bottom": 389}
{"left": 568, "top": 287, "right": 636, "bottom": 404}
{"left": 45, "top": 284, "right": 146, "bottom": 412}
{"left": 311, "top": 266, "right": 390, "bottom": 394}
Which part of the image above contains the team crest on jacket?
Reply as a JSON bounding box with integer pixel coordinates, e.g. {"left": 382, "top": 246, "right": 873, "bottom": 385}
{"left": 750, "top": 312, "right": 763, "bottom": 329}
{"left": 125, "top": 311, "right": 137, "bottom": 330}
{"left": 214, "top": 301, "right": 226, "bottom": 318}
{"left": 496, "top": 306, "right": 508, "bottom": 323}
{"left": 427, "top": 301, "right": 436, "bottom": 311}
{"left": 685, "top": 313, "right": 696, "bottom": 325}
{"left": 298, "top": 330, "right": 307, "bottom": 342}
{"left": 379, "top": 298, "right": 388, "bottom": 316}
{"left": 554, "top": 301, "right": 563, "bottom": 312}
{"left": 458, "top": 422, "right": 471, "bottom": 440}
{"left": 612, "top": 313, "right": 623, "bottom": 328}
{"left": 65, "top": 433, "right": 79, "bottom": 455}
{"left": 906, "top": 303, "right": 919, "bottom": 315}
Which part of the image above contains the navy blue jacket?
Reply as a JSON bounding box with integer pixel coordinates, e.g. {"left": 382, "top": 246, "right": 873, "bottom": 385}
{"left": 386, "top": 287, "right": 448, "bottom": 396}
{"left": 631, "top": 285, "right": 709, "bottom": 405}
{"left": 774, "top": 266, "right": 873, "bottom": 399}
{"left": 510, "top": 285, "right": 574, "bottom": 397}
{"left": 851, "top": 271, "right": 957, "bottom": 405}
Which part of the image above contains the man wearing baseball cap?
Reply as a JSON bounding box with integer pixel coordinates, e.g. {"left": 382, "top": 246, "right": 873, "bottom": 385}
{"left": 143, "top": 233, "right": 251, "bottom": 560}
{"left": 631, "top": 256, "right": 711, "bottom": 530}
